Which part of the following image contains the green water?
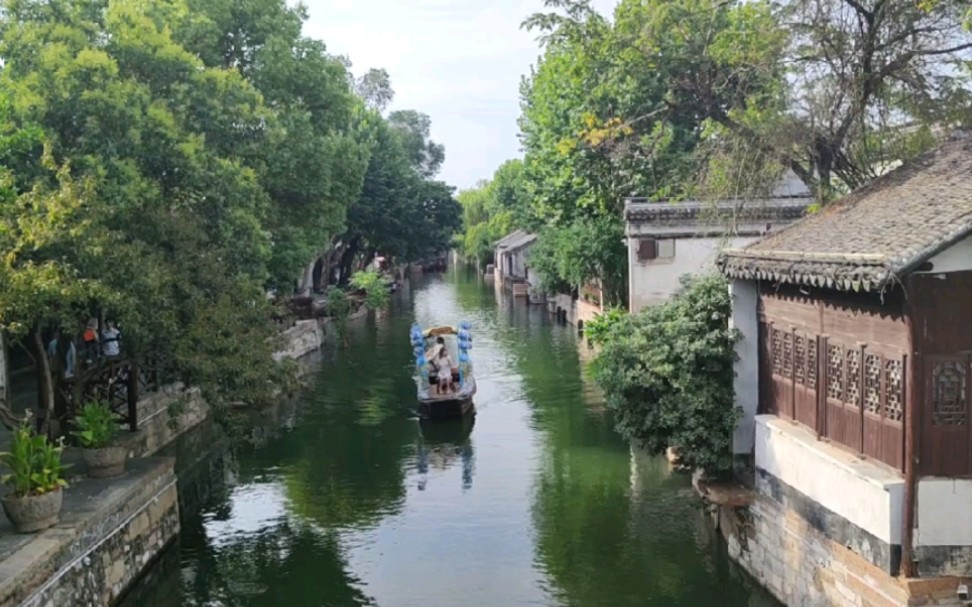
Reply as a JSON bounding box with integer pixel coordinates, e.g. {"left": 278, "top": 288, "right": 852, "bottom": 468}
{"left": 129, "top": 267, "right": 778, "bottom": 607}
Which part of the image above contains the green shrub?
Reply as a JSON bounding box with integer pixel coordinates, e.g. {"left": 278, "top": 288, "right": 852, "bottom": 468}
{"left": 591, "top": 273, "right": 740, "bottom": 480}
{"left": 583, "top": 307, "right": 629, "bottom": 346}
{"left": 72, "top": 399, "right": 121, "bottom": 448}
{"left": 0, "top": 415, "right": 68, "bottom": 496}
{"left": 349, "top": 270, "right": 390, "bottom": 309}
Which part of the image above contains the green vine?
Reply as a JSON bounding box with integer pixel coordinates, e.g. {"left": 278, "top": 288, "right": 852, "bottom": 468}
{"left": 591, "top": 273, "right": 741, "bottom": 480}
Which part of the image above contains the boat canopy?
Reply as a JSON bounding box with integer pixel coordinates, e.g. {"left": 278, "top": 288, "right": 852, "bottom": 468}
{"left": 423, "top": 326, "right": 458, "bottom": 338}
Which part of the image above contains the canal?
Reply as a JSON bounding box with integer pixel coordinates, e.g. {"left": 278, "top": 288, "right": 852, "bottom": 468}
{"left": 125, "top": 267, "right": 779, "bottom": 607}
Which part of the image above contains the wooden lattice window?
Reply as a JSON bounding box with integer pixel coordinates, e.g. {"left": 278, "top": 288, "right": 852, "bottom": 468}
{"left": 807, "top": 339, "right": 817, "bottom": 387}
{"left": 932, "top": 361, "right": 967, "bottom": 426}
{"left": 884, "top": 359, "right": 903, "bottom": 423}
{"left": 771, "top": 328, "right": 783, "bottom": 375}
{"left": 827, "top": 344, "right": 844, "bottom": 400}
{"left": 846, "top": 349, "right": 862, "bottom": 408}
{"left": 782, "top": 332, "right": 793, "bottom": 377}
{"left": 864, "top": 354, "right": 881, "bottom": 415}
{"left": 794, "top": 335, "right": 806, "bottom": 385}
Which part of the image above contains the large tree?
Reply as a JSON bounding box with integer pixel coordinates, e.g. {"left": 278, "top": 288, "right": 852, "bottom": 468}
{"left": 176, "top": 0, "right": 370, "bottom": 292}
{"left": 455, "top": 159, "right": 529, "bottom": 267}
{"left": 525, "top": 0, "right": 972, "bottom": 202}
{"left": 0, "top": 0, "right": 451, "bottom": 432}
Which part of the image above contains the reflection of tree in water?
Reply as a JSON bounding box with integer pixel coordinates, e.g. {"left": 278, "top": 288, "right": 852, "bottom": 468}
{"left": 514, "top": 315, "right": 775, "bottom": 606}
{"left": 179, "top": 518, "right": 376, "bottom": 607}
{"left": 167, "top": 300, "right": 422, "bottom": 606}
{"left": 272, "top": 302, "right": 420, "bottom": 529}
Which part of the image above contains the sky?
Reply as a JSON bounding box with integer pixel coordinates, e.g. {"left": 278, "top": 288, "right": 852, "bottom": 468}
{"left": 301, "top": 0, "right": 618, "bottom": 192}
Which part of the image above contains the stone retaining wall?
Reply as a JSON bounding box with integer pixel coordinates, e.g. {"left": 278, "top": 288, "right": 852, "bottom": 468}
{"left": 273, "top": 319, "right": 326, "bottom": 361}
{"left": 717, "top": 487, "right": 968, "bottom": 606}
{"left": 0, "top": 458, "right": 179, "bottom": 607}
{"left": 120, "top": 315, "right": 326, "bottom": 461}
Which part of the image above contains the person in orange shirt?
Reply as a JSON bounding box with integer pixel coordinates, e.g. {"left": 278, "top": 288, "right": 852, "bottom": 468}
{"left": 81, "top": 321, "right": 99, "bottom": 364}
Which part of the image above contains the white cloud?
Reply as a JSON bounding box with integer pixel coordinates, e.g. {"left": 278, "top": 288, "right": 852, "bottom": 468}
{"left": 300, "top": 0, "right": 617, "bottom": 190}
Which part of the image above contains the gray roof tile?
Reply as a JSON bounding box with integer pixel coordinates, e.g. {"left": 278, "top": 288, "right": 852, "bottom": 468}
{"left": 718, "top": 133, "right": 972, "bottom": 292}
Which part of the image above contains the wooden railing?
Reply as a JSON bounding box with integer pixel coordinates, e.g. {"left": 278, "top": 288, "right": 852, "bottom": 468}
{"left": 59, "top": 356, "right": 173, "bottom": 434}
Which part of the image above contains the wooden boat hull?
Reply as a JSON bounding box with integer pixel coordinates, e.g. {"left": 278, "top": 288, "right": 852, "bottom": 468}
{"left": 417, "top": 397, "right": 474, "bottom": 420}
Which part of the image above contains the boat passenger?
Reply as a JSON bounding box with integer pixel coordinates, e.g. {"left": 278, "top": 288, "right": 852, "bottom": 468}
{"left": 434, "top": 347, "right": 453, "bottom": 395}
{"left": 425, "top": 336, "right": 445, "bottom": 361}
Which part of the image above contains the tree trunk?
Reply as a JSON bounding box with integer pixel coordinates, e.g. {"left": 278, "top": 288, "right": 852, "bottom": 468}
{"left": 338, "top": 237, "right": 360, "bottom": 286}
{"left": 296, "top": 258, "right": 316, "bottom": 296}
{"left": 320, "top": 242, "right": 345, "bottom": 290}
{"left": 360, "top": 249, "right": 377, "bottom": 273}
{"left": 0, "top": 331, "right": 14, "bottom": 430}
{"left": 311, "top": 256, "right": 325, "bottom": 293}
{"left": 0, "top": 332, "right": 7, "bottom": 412}
{"left": 33, "top": 330, "right": 55, "bottom": 437}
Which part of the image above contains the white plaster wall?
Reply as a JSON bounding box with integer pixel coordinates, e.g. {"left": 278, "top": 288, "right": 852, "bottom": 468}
{"left": 914, "top": 233, "right": 972, "bottom": 274}
{"left": 576, "top": 298, "right": 602, "bottom": 325}
{"left": 916, "top": 479, "right": 972, "bottom": 546}
{"left": 731, "top": 279, "right": 759, "bottom": 455}
{"left": 628, "top": 236, "right": 758, "bottom": 312}
{"left": 755, "top": 415, "right": 904, "bottom": 544}
{"left": 525, "top": 266, "right": 537, "bottom": 291}
{"left": 510, "top": 246, "right": 533, "bottom": 279}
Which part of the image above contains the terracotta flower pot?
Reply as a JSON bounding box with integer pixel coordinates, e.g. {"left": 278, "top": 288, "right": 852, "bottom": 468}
{"left": 2, "top": 488, "right": 63, "bottom": 533}
{"left": 82, "top": 446, "right": 128, "bottom": 478}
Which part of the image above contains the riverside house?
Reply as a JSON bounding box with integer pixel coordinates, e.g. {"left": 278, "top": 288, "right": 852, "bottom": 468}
{"left": 624, "top": 173, "right": 813, "bottom": 312}
{"left": 717, "top": 132, "right": 972, "bottom": 606}
{"left": 493, "top": 230, "right": 538, "bottom": 299}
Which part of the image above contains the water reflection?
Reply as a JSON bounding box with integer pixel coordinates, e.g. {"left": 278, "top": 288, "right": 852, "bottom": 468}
{"left": 416, "top": 416, "right": 476, "bottom": 491}
{"left": 130, "top": 266, "right": 778, "bottom": 607}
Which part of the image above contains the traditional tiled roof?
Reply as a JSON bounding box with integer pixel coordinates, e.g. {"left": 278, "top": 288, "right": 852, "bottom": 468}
{"left": 499, "top": 231, "right": 537, "bottom": 253}
{"left": 493, "top": 229, "right": 529, "bottom": 249}
{"left": 718, "top": 133, "right": 972, "bottom": 292}
{"left": 624, "top": 198, "right": 810, "bottom": 228}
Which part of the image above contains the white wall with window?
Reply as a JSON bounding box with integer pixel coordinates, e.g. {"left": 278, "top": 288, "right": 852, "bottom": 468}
{"left": 627, "top": 235, "right": 759, "bottom": 312}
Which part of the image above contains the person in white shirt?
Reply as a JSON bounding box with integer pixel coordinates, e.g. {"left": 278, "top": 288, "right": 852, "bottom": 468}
{"left": 434, "top": 348, "right": 453, "bottom": 395}
{"left": 101, "top": 322, "right": 121, "bottom": 358}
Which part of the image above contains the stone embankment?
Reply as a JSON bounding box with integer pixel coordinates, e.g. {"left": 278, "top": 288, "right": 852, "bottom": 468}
{"left": 0, "top": 314, "right": 333, "bottom": 607}
{"left": 0, "top": 459, "right": 177, "bottom": 607}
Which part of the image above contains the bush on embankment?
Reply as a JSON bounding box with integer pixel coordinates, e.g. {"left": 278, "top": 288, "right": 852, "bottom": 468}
{"left": 590, "top": 273, "right": 741, "bottom": 480}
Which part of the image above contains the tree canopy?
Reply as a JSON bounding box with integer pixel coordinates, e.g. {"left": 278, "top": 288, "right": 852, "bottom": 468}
{"left": 470, "top": 0, "right": 972, "bottom": 307}
{"left": 0, "top": 0, "right": 458, "bottom": 431}
{"left": 455, "top": 159, "right": 528, "bottom": 266}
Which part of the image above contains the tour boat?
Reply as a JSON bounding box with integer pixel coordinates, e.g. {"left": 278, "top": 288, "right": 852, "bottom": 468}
{"left": 410, "top": 322, "right": 476, "bottom": 419}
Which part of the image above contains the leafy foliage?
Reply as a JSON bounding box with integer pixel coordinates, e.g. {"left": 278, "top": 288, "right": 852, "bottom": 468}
{"left": 349, "top": 270, "right": 389, "bottom": 310}
{"left": 456, "top": 159, "right": 529, "bottom": 266}
{"left": 582, "top": 308, "right": 628, "bottom": 346}
{"left": 523, "top": 0, "right": 972, "bottom": 204}
{"left": 529, "top": 216, "right": 627, "bottom": 306}
{"left": 325, "top": 286, "right": 352, "bottom": 344}
{"left": 72, "top": 399, "right": 121, "bottom": 448}
{"left": 591, "top": 273, "right": 741, "bottom": 480}
{"left": 0, "top": 0, "right": 458, "bottom": 435}
{"left": 0, "top": 415, "right": 68, "bottom": 497}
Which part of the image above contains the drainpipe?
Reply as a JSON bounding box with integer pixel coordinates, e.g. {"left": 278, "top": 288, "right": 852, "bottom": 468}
{"left": 901, "top": 277, "right": 919, "bottom": 578}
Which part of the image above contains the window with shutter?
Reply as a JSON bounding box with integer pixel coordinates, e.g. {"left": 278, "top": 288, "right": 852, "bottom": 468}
{"left": 637, "top": 238, "right": 657, "bottom": 261}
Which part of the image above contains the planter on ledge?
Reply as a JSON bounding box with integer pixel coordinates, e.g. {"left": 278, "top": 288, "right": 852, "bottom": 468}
{"left": 82, "top": 446, "right": 128, "bottom": 478}
{"left": 2, "top": 488, "right": 63, "bottom": 533}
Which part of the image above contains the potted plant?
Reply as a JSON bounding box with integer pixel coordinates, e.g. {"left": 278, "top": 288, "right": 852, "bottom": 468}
{"left": 73, "top": 399, "right": 127, "bottom": 478}
{"left": 0, "top": 414, "right": 68, "bottom": 533}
